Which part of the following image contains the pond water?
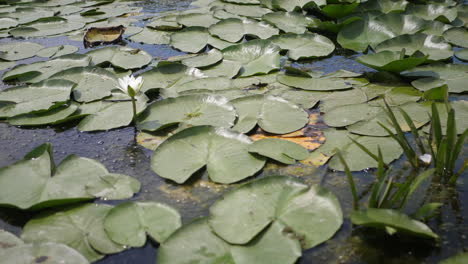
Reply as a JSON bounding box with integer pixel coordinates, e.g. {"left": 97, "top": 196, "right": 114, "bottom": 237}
{"left": 0, "top": 0, "right": 467, "bottom": 263}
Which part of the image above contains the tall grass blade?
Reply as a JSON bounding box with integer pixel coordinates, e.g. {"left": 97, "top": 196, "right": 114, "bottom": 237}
{"left": 431, "top": 103, "right": 442, "bottom": 149}
{"left": 399, "top": 107, "right": 426, "bottom": 154}
{"left": 336, "top": 150, "right": 359, "bottom": 210}
{"left": 445, "top": 109, "right": 456, "bottom": 175}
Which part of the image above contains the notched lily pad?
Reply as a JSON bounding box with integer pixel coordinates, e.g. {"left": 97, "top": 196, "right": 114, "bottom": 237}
{"left": 86, "top": 46, "right": 152, "bottom": 70}
{"left": 356, "top": 50, "right": 427, "bottom": 72}
{"left": 0, "top": 242, "right": 89, "bottom": 264}
{"left": 0, "top": 42, "right": 44, "bottom": 61}
{"left": 248, "top": 138, "right": 309, "bottom": 164}
{"left": 269, "top": 33, "right": 335, "bottom": 60}
{"left": 209, "top": 18, "right": 279, "bottom": 43}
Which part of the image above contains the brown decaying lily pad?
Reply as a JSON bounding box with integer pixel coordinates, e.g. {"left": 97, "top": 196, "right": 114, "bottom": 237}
{"left": 84, "top": 25, "right": 126, "bottom": 48}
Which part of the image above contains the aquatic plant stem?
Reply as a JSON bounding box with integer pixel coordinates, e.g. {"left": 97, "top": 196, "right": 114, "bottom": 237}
{"left": 131, "top": 96, "right": 137, "bottom": 123}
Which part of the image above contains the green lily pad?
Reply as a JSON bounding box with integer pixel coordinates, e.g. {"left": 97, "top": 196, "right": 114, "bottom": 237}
{"left": 9, "top": 17, "right": 85, "bottom": 38}
{"left": 406, "top": 3, "right": 457, "bottom": 22}
{"left": 356, "top": 50, "right": 427, "bottom": 72}
{"left": 277, "top": 73, "right": 352, "bottom": 91}
{"left": 248, "top": 138, "right": 309, "bottom": 164}
{"left": 209, "top": 18, "right": 279, "bottom": 43}
{"left": 455, "top": 49, "right": 468, "bottom": 61}
{"left": 200, "top": 59, "right": 242, "bottom": 78}
{"left": 269, "top": 33, "right": 335, "bottom": 60}
{"left": 151, "top": 125, "right": 266, "bottom": 184}
{"left": 77, "top": 93, "right": 148, "bottom": 131}
{"left": 137, "top": 94, "right": 237, "bottom": 132}
{"left": 181, "top": 49, "right": 223, "bottom": 68}
{"left": 209, "top": 176, "right": 342, "bottom": 248}
{"left": 167, "top": 76, "right": 234, "bottom": 96}
{"left": 50, "top": 66, "right": 118, "bottom": 103}
{"left": 170, "top": 27, "right": 233, "bottom": 53}
{"left": 139, "top": 62, "right": 196, "bottom": 92}
{"left": 0, "top": 79, "right": 74, "bottom": 118}
{"left": 36, "top": 45, "right": 79, "bottom": 58}
{"left": 319, "top": 88, "right": 369, "bottom": 112}
{"left": 7, "top": 103, "right": 79, "bottom": 126}
{"left": 147, "top": 15, "right": 182, "bottom": 30}
{"left": 351, "top": 208, "right": 438, "bottom": 239}
{"left": 375, "top": 34, "right": 453, "bottom": 61}
{"left": 440, "top": 253, "right": 468, "bottom": 264}
{"left": 323, "top": 103, "right": 382, "bottom": 127}
{"left": 403, "top": 63, "right": 468, "bottom": 93}
{"left": 0, "top": 230, "right": 23, "bottom": 250}
{"left": 104, "top": 201, "right": 182, "bottom": 247}
{"left": 272, "top": 0, "right": 326, "bottom": 11}
{"left": 176, "top": 12, "right": 219, "bottom": 28}
{"left": 220, "top": 2, "right": 272, "bottom": 18}
{"left": 158, "top": 218, "right": 301, "bottom": 264}
{"left": 22, "top": 204, "right": 125, "bottom": 262}
{"left": 128, "top": 27, "right": 172, "bottom": 45}
{"left": 443, "top": 27, "right": 468, "bottom": 48}
{"left": 0, "top": 18, "right": 18, "bottom": 30}
{"left": 0, "top": 42, "right": 44, "bottom": 61}
{"left": 338, "top": 13, "right": 426, "bottom": 52}
{"left": 328, "top": 135, "right": 403, "bottom": 171}
{"left": 2, "top": 7, "right": 54, "bottom": 24}
{"left": 262, "top": 11, "right": 319, "bottom": 34}
{"left": 0, "top": 61, "right": 14, "bottom": 71}
{"left": 222, "top": 39, "right": 281, "bottom": 77}
{"left": 86, "top": 47, "right": 152, "bottom": 70}
{"left": 0, "top": 242, "right": 89, "bottom": 264}
{"left": 425, "top": 101, "right": 468, "bottom": 135}
{"left": 356, "top": 0, "right": 408, "bottom": 14}
{"left": 360, "top": 84, "right": 422, "bottom": 106}
{"left": 231, "top": 94, "right": 309, "bottom": 134}
{"left": 2, "top": 54, "right": 91, "bottom": 83}
{"left": 0, "top": 143, "right": 140, "bottom": 210}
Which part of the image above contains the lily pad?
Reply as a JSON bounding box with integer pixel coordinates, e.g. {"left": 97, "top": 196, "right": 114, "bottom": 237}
{"left": 272, "top": 0, "right": 326, "bottom": 11}
{"left": 277, "top": 73, "right": 352, "bottom": 91}
{"left": 138, "top": 94, "right": 237, "bottom": 131}
{"left": 77, "top": 93, "right": 148, "bottom": 131}
{"left": 351, "top": 208, "right": 438, "bottom": 239}
{"left": 9, "top": 17, "right": 85, "bottom": 38}
{"left": 262, "top": 11, "right": 319, "bottom": 34}
{"left": 209, "top": 18, "right": 279, "bottom": 43}
{"left": 104, "top": 202, "right": 182, "bottom": 247}
{"left": 176, "top": 12, "right": 219, "bottom": 28}
{"left": 0, "top": 242, "right": 89, "bottom": 264}
{"left": 443, "top": 27, "right": 468, "bottom": 48}
{"left": 222, "top": 39, "right": 281, "bottom": 77}
{"left": 356, "top": 50, "right": 427, "bottom": 72}
{"left": 37, "top": 45, "right": 78, "bottom": 58}
{"left": 355, "top": 0, "right": 408, "bottom": 14}
{"left": 2, "top": 54, "right": 91, "bottom": 83}
{"left": 375, "top": 34, "right": 453, "bottom": 61}
{"left": 0, "top": 143, "right": 140, "bottom": 209}
{"left": 170, "top": 27, "right": 233, "bottom": 53}
{"left": 455, "top": 49, "right": 468, "bottom": 61}
{"left": 269, "top": 33, "right": 335, "bottom": 60}
{"left": 22, "top": 204, "right": 125, "bottom": 262}
{"left": 220, "top": 3, "right": 272, "bottom": 18}
{"left": 139, "top": 62, "right": 202, "bottom": 92}
{"left": 209, "top": 176, "right": 342, "bottom": 248}
{"left": 86, "top": 47, "right": 152, "bottom": 70}
{"left": 406, "top": 3, "right": 457, "bottom": 22}
{"left": 231, "top": 94, "right": 309, "bottom": 134}
{"left": 0, "top": 42, "right": 44, "bottom": 61}
{"left": 151, "top": 125, "right": 266, "bottom": 184}
{"left": 0, "top": 18, "right": 18, "bottom": 30}
{"left": 181, "top": 49, "right": 223, "bottom": 68}
{"left": 403, "top": 63, "right": 468, "bottom": 93}
{"left": 158, "top": 218, "right": 301, "bottom": 264}
{"left": 8, "top": 103, "right": 79, "bottom": 126}
{"left": 0, "top": 79, "right": 74, "bottom": 118}
{"left": 0, "top": 61, "right": 14, "bottom": 71}
{"left": 128, "top": 27, "right": 172, "bottom": 45}
{"left": 147, "top": 15, "right": 182, "bottom": 30}
{"left": 0, "top": 230, "right": 23, "bottom": 250}
{"left": 338, "top": 13, "right": 426, "bottom": 52}
{"left": 248, "top": 138, "right": 309, "bottom": 164}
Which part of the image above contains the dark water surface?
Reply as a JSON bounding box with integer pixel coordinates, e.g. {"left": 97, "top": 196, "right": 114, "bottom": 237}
{"left": 0, "top": 1, "right": 467, "bottom": 263}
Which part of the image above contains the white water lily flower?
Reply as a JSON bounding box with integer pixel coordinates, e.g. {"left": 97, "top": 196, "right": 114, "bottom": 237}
{"left": 419, "top": 154, "right": 432, "bottom": 165}
{"left": 117, "top": 75, "right": 144, "bottom": 97}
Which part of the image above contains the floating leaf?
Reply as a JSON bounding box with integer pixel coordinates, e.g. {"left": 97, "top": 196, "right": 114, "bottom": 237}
{"left": 147, "top": 15, "right": 182, "bottom": 30}
{"left": 7, "top": 103, "right": 78, "bottom": 126}
{"left": 2, "top": 54, "right": 90, "bottom": 83}
{"left": 104, "top": 202, "right": 181, "bottom": 247}
{"left": 248, "top": 138, "right": 309, "bottom": 164}
{"left": 139, "top": 62, "right": 202, "bottom": 92}
{"left": 338, "top": 13, "right": 426, "bottom": 52}
{"left": 158, "top": 218, "right": 301, "bottom": 264}
{"left": 181, "top": 49, "right": 223, "bottom": 68}
{"left": 209, "top": 176, "right": 342, "bottom": 248}
{"left": 0, "top": 79, "right": 74, "bottom": 118}
{"left": 176, "top": 12, "right": 219, "bottom": 28}
{"left": 0, "top": 61, "right": 14, "bottom": 71}
{"left": 455, "top": 49, "right": 468, "bottom": 61}
{"left": 0, "top": 42, "right": 44, "bottom": 61}
{"left": 272, "top": 0, "right": 326, "bottom": 11}
{"left": 0, "top": 143, "right": 140, "bottom": 209}
{"left": 375, "top": 34, "right": 453, "bottom": 61}
{"left": 220, "top": 2, "right": 272, "bottom": 18}
{"left": 37, "top": 45, "right": 78, "bottom": 58}
{"left": 170, "top": 27, "right": 233, "bottom": 53}
{"left": 83, "top": 26, "right": 126, "bottom": 48}
{"left": 77, "top": 93, "right": 148, "bottom": 131}
{"left": 128, "top": 27, "right": 172, "bottom": 45}
{"left": 351, "top": 208, "right": 438, "bottom": 239}
{"left": 356, "top": 50, "right": 427, "bottom": 72}
{"left": 231, "top": 94, "right": 309, "bottom": 134}
{"left": 0, "top": 18, "right": 18, "bottom": 30}
{"left": 355, "top": 0, "right": 408, "bottom": 13}
{"left": 0, "top": 230, "right": 23, "bottom": 250}
{"left": 9, "top": 17, "right": 85, "bottom": 38}
{"left": 222, "top": 39, "right": 280, "bottom": 77}
{"left": 277, "top": 73, "right": 352, "bottom": 91}
{"left": 443, "top": 27, "right": 468, "bottom": 48}
{"left": 320, "top": 2, "right": 359, "bottom": 19}
{"left": 262, "top": 11, "right": 319, "bottom": 34}
{"left": 269, "top": 33, "right": 335, "bottom": 60}
{"left": 406, "top": 3, "right": 457, "bottom": 22}
{"left": 22, "top": 204, "right": 125, "bottom": 262}
{"left": 209, "top": 18, "right": 279, "bottom": 43}
{"left": 138, "top": 94, "right": 237, "bottom": 132}
{"left": 151, "top": 125, "right": 266, "bottom": 184}
{"left": 403, "top": 63, "right": 468, "bottom": 93}
{"left": 0, "top": 242, "right": 89, "bottom": 264}
{"left": 268, "top": 86, "right": 328, "bottom": 109}
{"left": 200, "top": 59, "right": 242, "bottom": 78}
{"left": 86, "top": 46, "right": 152, "bottom": 70}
